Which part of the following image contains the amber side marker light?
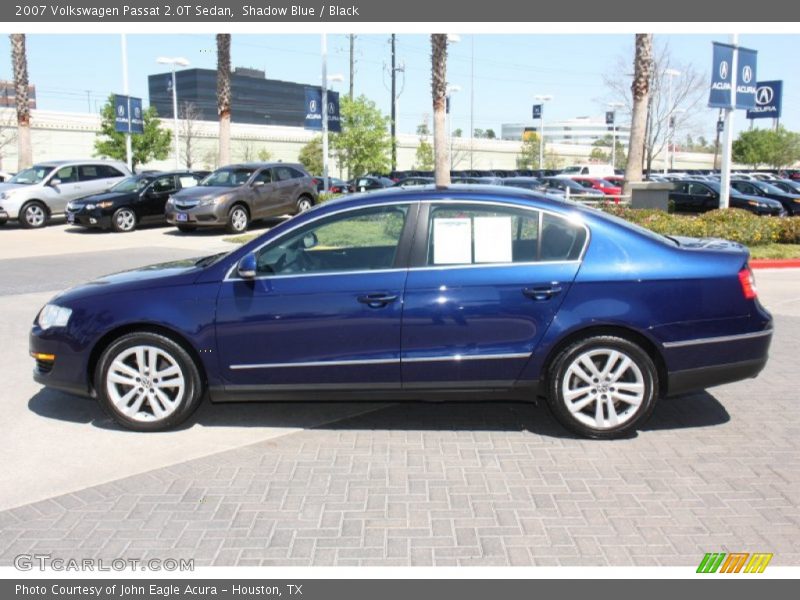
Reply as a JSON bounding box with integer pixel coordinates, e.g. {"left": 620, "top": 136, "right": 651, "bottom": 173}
{"left": 30, "top": 352, "right": 55, "bottom": 362}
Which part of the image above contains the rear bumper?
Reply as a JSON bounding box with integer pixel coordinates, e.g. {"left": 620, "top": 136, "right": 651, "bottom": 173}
{"left": 663, "top": 328, "right": 773, "bottom": 396}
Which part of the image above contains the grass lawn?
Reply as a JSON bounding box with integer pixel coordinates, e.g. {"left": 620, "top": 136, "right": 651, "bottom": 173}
{"left": 748, "top": 243, "right": 800, "bottom": 260}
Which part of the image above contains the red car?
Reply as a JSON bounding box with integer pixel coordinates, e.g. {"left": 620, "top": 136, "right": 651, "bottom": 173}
{"left": 572, "top": 177, "right": 622, "bottom": 202}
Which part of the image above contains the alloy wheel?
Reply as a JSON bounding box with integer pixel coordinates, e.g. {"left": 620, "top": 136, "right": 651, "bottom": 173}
{"left": 230, "top": 207, "right": 248, "bottom": 232}
{"left": 24, "top": 204, "right": 46, "bottom": 227}
{"left": 105, "top": 345, "right": 186, "bottom": 422}
{"left": 561, "top": 348, "right": 645, "bottom": 430}
{"left": 115, "top": 209, "right": 136, "bottom": 231}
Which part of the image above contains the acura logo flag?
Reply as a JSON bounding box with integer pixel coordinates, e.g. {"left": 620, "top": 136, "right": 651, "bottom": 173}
{"left": 304, "top": 88, "right": 341, "bottom": 132}
{"left": 746, "top": 80, "right": 782, "bottom": 119}
{"left": 708, "top": 42, "right": 758, "bottom": 110}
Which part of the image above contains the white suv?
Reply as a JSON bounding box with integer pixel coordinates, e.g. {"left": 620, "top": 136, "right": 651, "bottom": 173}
{"left": 0, "top": 160, "right": 131, "bottom": 228}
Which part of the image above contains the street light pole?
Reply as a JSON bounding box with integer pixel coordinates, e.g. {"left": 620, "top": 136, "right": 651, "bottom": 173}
{"left": 608, "top": 102, "right": 624, "bottom": 170}
{"left": 322, "top": 33, "right": 329, "bottom": 192}
{"left": 534, "top": 95, "right": 552, "bottom": 170}
{"left": 157, "top": 56, "right": 190, "bottom": 170}
{"left": 719, "top": 34, "right": 738, "bottom": 210}
{"left": 446, "top": 85, "right": 461, "bottom": 170}
{"left": 121, "top": 34, "right": 132, "bottom": 172}
{"left": 664, "top": 68, "right": 681, "bottom": 174}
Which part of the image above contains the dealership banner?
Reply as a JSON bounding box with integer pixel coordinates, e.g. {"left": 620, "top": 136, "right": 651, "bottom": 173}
{"left": 304, "top": 88, "right": 341, "bottom": 132}
{"left": 708, "top": 42, "right": 758, "bottom": 110}
{"left": 114, "top": 94, "right": 144, "bottom": 134}
{"left": 746, "top": 80, "right": 783, "bottom": 119}
{"left": 532, "top": 104, "right": 542, "bottom": 119}
{"left": 735, "top": 47, "right": 758, "bottom": 110}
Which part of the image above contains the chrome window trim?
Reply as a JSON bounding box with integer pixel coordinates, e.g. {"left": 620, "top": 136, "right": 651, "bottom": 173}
{"left": 229, "top": 352, "right": 532, "bottom": 371}
{"left": 662, "top": 329, "right": 773, "bottom": 349}
{"left": 224, "top": 197, "right": 590, "bottom": 282}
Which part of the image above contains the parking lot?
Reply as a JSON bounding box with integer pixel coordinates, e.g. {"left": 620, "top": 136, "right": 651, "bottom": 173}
{"left": 0, "top": 221, "right": 798, "bottom": 566}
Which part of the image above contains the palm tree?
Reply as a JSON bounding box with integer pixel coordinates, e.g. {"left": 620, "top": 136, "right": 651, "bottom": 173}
{"left": 10, "top": 34, "right": 32, "bottom": 169}
{"left": 623, "top": 33, "right": 653, "bottom": 198}
{"left": 430, "top": 34, "right": 450, "bottom": 187}
{"left": 216, "top": 34, "right": 231, "bottom": 166}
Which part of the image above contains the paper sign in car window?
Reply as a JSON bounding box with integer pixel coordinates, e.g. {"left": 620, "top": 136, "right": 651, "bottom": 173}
{"left": 474, "top": 216, "right": 513, "bottom": 263}
{"left": 433, "top": 218, "right": 472, "bottom": 264}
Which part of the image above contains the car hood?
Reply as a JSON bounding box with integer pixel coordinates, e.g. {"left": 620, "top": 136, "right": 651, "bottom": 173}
{"left": 0, "top": 182, "right": 28, "bottom": 194}
{"left": 70, "top": 190, "right": 137, "bottom": 205}
{"left": 54, "top": 256, "right": 213, "bottom": 304}
{"left": 172, "top": 185, "right": 237, "bottom": 202}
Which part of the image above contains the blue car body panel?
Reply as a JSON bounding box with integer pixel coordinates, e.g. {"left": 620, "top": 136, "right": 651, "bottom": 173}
{"left": 30, "top": 186, "right": 773, "bottom": 406}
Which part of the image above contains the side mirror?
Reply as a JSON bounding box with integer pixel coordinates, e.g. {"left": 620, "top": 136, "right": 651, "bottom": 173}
{"left": 237, "top": 253, "right": 257, "bottom": 279}
{"left": 302, "top": 232, "right": 318, "bottom": 249}
{"left": 252, "top": 181, "right": 265, "bottom": 187}
{"left": 49, "top": 178, "right": 61, "bottom": 187}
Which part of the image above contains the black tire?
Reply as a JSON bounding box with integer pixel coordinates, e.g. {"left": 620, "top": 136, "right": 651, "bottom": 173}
{"left": 546, "top": 335, "right": 658, "bottom": 439}
{"left": 176, "top": 224, "right": 197, "bottom": 233}
{"left": 19, "top": 201, "right": 48, "bottom": 229}
{"left": 0, "top": 218, "right": 7, "bottom": 226}
{"left": 111, "top": 207, "right": 137, "bottom": 233}
{"left": 225, "top": 204, "right": 250, "bottom": 234}
{"left": 295, "top": 195, "right": 314, "bottom": 214}
{"left": 94, "top": 331, "right": 204, "bottom": 432}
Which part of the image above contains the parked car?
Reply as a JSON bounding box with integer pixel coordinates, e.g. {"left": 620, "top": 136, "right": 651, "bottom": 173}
{"left": 731, "top": 179, "right": 800, "bottom": 216}
{"left": 165, "top": 163, "right": 317, "bottom": 234}
{"left": 348, "top": 176, "right": 395, "bottom": 193}
{"left": 0, "top": 170, "right": 14, "bottom": 183}
{"left": 541, "top": 177, "right": 605, "bottom": 198}
{"left": 561, "top": 164, "right": 615, "bottom": 178}
{"left": 500, "top": 177, "right": 545, "bottom": 191}
{"left": 312, "top": 176, "right": 348, "bottom": 194}
{"left": 29, "top": 186, "right": 773, "bottom": 438}
{"left": 452, "top": 176, "right": 503, "bottom": 185}
{"left": 66, "top": 171, "right": 207, "bottom": 232}
{"left": 0, "top": 160, "right": 130, "bottom": 228}
{"left": 669, "top": 180, "right": 785, "bottom": 216}
{"left": 770, "top": 179, "right": 800, "bottom": 196}
{"left": 393, "top": 176, "right": 434, "bottom": 187}
{"left": 570, "top": 177, "right": 623, "bottom": 200}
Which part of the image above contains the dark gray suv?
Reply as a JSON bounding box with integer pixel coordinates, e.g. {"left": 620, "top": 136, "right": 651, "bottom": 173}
{"left": 165, "top": 162, "right": 318, "bottom": 233}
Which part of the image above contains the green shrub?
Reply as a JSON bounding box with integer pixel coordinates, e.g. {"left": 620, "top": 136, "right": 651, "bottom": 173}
{"left": 596, "top": 204, "right": 799, "bottom": 246}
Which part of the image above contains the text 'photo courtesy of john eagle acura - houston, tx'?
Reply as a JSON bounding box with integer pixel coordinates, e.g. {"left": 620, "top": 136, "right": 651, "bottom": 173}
{"left": 29, "top": 185, "right": 773, "bottom": 438}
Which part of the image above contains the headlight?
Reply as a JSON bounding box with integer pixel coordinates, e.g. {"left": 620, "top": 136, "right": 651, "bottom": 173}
{"left": 199, "top": 196, "right": 226, "bottom": 206}
{"left": 793, "top": 198, "right": 800, "bottom": 203}
{"left": 96, "top": 201, "right": 114, "bottom": 209}
{"left": 37, "top": 304, "right": 72, "bottom": 330}
{"left": 747, "top": 200, "right": 764, "bottom": 207}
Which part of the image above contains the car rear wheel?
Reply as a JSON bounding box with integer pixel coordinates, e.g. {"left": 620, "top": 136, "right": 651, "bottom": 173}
{"left": 296, "top": 195, "right": 314, "bottom": 214}
{"left": 547, "top": 335, "right": 658, "bottom": 439}
{"left": 176, "top": 224, "right": 196, "bottom": 233}
{"left": 95, "top": 332, "right": 204, "bottom": 432}
{"left": 19, "top": 201, "right": 48, "bottom": 229}
{"left": 225, "top": 204, "right": 249, "bottom": 234}
{"left": 111, "top": 207, "right": 137, "bottom": 232}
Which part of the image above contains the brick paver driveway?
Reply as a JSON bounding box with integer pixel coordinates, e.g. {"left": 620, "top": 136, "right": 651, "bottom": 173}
{"left": 1, "top": 276, "right": 798, "bottom": 567}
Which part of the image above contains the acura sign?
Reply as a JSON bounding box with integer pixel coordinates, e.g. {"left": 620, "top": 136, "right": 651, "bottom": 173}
{"left": 708, "top": 42, "right": 758, "bottom": 110}
{"left": 746, "top": 80, "right": 783, "bottom": 119}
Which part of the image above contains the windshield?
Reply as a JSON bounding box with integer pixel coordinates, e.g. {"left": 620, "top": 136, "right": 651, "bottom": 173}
{"left": 756, "top": 182, "right": 786, "bottom": 195}
{"left": 110, "top": 176, "right": 152, "bottom": 193}
{"left": 200, "top": 168, "right": 255, "bottom": 187}
{"left": 561, "top": 166, "right": 582, "bottom": 174}
{"left": 8, "top": 165, "right": 55, "bottom": 185}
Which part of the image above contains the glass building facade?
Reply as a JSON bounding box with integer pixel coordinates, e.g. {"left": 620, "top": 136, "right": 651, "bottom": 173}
{"left": 148, "top": 68, "right": 320, "bottom": 127}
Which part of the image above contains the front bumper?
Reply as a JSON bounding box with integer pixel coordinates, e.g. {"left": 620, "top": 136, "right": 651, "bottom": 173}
{"left": 0, "top": 208, "right": 7, "bottom": 222}
{"left": 66, "top": 209, "right": 112, "bottom": 228}
{"left": 166, "top": 203, "right": 227, "bottom": 227}
{"left": 29, "top": 326, "right": 93, "bottom": 398}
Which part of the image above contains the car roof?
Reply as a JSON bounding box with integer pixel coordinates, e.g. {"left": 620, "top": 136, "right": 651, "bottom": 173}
{"left": 221, "top": 162, "right": 305, "bottom": 170}
{"left": 32, "top": 159, "right": 128, "bottom": 167}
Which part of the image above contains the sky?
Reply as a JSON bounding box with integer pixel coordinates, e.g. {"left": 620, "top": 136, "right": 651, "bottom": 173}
{"left": 1, "top": 33, "right": 798, "bottom": 140}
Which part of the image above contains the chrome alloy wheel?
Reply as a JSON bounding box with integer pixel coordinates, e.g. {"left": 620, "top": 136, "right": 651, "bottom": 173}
{"left": 115, "top": 209, "right": 136, "bottom": 231}
{"left": 105, "top": 345, "right": 186, "bottom": 422}
{"left": 561, "top": 348, "right": 645, "bottom": 430}
{"left": 24, "top": 204, "right": 46, "bottom": 227}
{"left": 297, "top": 197, "right": 313, "bottom": 212}
{"left": 230, "top": 207, "right": 248, "bottom": 232}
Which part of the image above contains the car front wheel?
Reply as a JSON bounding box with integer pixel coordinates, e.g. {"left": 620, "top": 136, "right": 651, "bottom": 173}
{"left": 547, "top": 335, "right": 658, "bottom": 439}
{"left": 296, "top": 195, "right": 314, "bottom": 214}
{"left": 95, "top": 332, "right": 203, "bottom": 431}
{"left": 20, "top": 201, "right": 48, "bottom": 229}
{"left": 111, "top": 207, "right": 137, "bottom": 232}
{"left": 226, "top": 205, "right": 249, "bottom": 234}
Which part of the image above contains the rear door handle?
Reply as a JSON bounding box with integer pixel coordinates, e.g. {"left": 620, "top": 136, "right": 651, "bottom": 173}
{"left": 357, "top": 293, "right": 399, "bottom": 308}
{"left": 523, "top": 285, "right": 563, "bottom": 301}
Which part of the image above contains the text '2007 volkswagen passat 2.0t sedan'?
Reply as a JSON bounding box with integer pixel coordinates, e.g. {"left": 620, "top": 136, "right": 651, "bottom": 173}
{"left": 30, "top": 186, "right": 773, "bottom": 438}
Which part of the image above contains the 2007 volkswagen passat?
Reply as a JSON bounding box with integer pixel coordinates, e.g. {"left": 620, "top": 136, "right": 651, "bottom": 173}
{"left": 30, "top": 186, "right": 773, "bottom": 438}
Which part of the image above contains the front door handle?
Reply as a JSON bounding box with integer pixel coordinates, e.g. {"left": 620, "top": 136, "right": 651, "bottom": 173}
{"left": 523, "top": 285, "right": 562, "bottom": 301}
{"left": 357, "top": 293, "right": 399, "bottom": 308}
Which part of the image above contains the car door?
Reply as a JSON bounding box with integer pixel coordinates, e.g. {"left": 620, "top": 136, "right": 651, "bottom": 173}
{"left": 246, "top": 168, "right": 281, "bottom": 219}
{"left": 142, "top": 175, "right": 178, "bottom": 220}
{"left": 400, "top": 202, "right": 586, "bottom": 388}
{"left": 214, "top": 202, "right": 418, "bottom": 389}
{"left": 273, "top": 166, "right": 301, "bottom": 212}
{"left": 78, "top": 164, "right": 117, "bottom": 196}
{"left": 45, "top": 165, "right": 84, "bottom": 214}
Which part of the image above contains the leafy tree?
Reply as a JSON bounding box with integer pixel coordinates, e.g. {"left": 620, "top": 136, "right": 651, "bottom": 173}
{"left": 414, "top": 137, "right": 434, "bottom": 170}
{"left": 330, "top": 95, "right": 391, "bottom": 178}
{"left": 453, "top": 128, "right": 463, "bottom": 138}
{"left": 733, "top": 127, "right": 800, "bottom": 169}
{"left": 94, "top": 95, "right": 171, "bottom": 169}
{"left": 473, "top": 128, "right": 484, "bottom": 138}
{"left": 298, "top": 136, "right": 323, "bottom": 175}
{"left": 516, "top": 131, "right": 541, "bottom": 169}
{"left": 590, "top": 147, "right": 609, "bottom": 163}
{"left": 485, "top": 129, "right": 496, "bottom": 139}
{"left": 592, "top": 135, "right": 626, "bottom": 169}
{"left": 416, "top": 122, "right": 431, "bottom": 136}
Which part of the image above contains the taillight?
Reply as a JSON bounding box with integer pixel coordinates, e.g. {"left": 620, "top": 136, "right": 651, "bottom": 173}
{"left": 738, "top": 267, "right": 757, "bottom": 299}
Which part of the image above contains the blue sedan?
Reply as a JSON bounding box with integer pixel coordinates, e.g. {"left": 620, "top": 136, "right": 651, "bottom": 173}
{"left": 30, "top": 186, "right": 773, "bottom": 438}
